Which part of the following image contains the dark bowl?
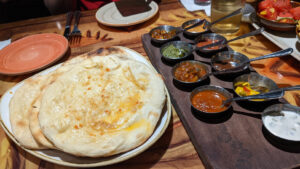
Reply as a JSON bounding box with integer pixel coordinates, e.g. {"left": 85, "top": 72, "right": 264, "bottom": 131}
{"left": 262, "top": 104, "right": 300, "bottom": 142}
{"left": 190, "top": 85, "right": 233, "bottom": 115}
{"left": 194, "top": 33, "right": 227, "bottom": 53}
{"left": 211, "top": 51, "right": 249, "bottom": 73}
{"left": 160, "top": 41, "right": 193, "bottom": 63}
{"left": 149, "top": 25, "right": 180, "bottom": 44}
{"left": 233, "top": 73, "right": 279, "bottom": 102}
{"left": 181, "top": 19, "right": 210, "bottom": 37}
{"left": 172, "top": 60, "right": 209, "bottom": 85}
{"left": 256, "top": 1, "right": 300, "bottom": 31}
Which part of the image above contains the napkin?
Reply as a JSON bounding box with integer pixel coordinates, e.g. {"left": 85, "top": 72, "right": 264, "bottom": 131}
{"left": 0, "top": 39, "right": 11, "bottom": 50}
{"left": 180, "top": 0, "right": 211, "bottom": 16}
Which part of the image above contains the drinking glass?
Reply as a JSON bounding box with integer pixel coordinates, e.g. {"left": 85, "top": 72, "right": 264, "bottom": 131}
{"left": 211, "top": 0, "right": 245, "bottom": 34}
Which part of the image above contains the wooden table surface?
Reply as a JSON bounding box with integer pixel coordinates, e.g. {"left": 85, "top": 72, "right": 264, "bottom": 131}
{"left": 0, "top": 0, "right": 299, "bottom": 169}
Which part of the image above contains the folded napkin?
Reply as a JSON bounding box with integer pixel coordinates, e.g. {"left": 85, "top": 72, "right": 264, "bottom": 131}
{"left": 180, "top": 0, "right": 211, "bottom": 16}
{"left": 0, "top": 39, "right": 11, "bottom": 50}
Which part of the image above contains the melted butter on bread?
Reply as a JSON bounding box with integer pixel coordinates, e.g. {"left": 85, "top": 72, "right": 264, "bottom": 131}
{"left": 38, "top": 54, "right": 166, "bottom": 157}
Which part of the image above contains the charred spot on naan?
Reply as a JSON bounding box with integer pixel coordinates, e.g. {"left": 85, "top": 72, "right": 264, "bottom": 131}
{"left": 87, "top": 47, "right": 126, "bottom": 58}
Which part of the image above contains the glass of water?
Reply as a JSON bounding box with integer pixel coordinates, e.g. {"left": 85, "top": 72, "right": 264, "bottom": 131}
{"left": 211, "top": 0, "right": 245, "bottom": 34}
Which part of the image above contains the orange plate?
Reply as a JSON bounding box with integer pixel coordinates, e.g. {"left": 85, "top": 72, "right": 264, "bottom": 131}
{"left": 0, "top": 33, "right": 68, "bottom": 75}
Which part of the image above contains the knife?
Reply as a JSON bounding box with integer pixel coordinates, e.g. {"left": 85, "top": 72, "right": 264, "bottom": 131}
{"left": 63, "top": 12, "right": 73, "bottom": 39}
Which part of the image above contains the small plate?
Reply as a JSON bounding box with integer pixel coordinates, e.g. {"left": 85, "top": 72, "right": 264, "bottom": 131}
{"left": 0, "top": 46, "right": 172, "bottom": 168}
{"left": 0, "top": 33, "right": 68, "bottom": 75}
{"left": 96, "top": 1, "right": 158, "bottom": 27}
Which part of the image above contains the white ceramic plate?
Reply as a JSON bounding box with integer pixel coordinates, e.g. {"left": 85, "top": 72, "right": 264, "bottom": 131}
{"left": 251, "top": 22, "right": 300, "bottom": 61}
{"left": 95, "top": 1, "right": 158, "bottom": 27}
{"left": 244, "top": 7, "right": 300, "bottom": 62}
{"left": 0, "top": 46, "right": 171, "bottom": 168}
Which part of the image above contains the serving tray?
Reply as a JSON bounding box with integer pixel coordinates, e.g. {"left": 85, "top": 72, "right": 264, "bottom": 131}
{"left": 0, "top": 46, "right": 172, "bottom": 168}
{"left": 142, "top": 34, "right": 300, "bottom": 169}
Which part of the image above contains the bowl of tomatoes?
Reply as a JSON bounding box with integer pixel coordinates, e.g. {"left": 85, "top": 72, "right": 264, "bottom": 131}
{"left": 256, "top": 0, "right": 300, "bottom": 31}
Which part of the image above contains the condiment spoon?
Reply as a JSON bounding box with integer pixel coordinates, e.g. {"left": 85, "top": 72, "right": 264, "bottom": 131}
{"left": 149, "top": 20, "right": 206, "bottom": 44}
{"left": 182, "top": 8, "right": 242, "bottom": 35}
{"left": 203, "top": 8, "right": 243, "bottom": 29}
{"left": 194, "top": 27, "right": 264, "bottom": 53}
{"left": 221, "top": 85, "right": 300, "bottom": 107}
{"left": 211, "top": 48, "right": 293, "bottom": 72}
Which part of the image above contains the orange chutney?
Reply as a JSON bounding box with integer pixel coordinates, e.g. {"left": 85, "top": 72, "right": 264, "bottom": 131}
{"left": 174, "top": 62, "right": 207, "bottom": 82}
{"left": 191, "top": 90, "right": 229, "bottom": 113}
{"left": 196, "top": 39, "right": 221, "bottom": 50}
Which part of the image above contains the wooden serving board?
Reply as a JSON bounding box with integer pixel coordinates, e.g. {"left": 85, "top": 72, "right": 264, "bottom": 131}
{"left": 142, "top": 33, "right": 300, "bottom": 169}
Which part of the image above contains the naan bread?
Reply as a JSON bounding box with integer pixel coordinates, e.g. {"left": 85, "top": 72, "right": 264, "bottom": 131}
{"left": 26, "top": 47, "right": 135, "bottom": 149}
{"left": 38, "top": 55, "right": 166, "bottom": 157}
{"left": 29, "top": 96, "right": 56, "bottom": 149}
{"left": 9, "top": 52, "right": 91, "bottom": 149}
{"left": 9, "top": 76, "right": 48, "bottom": 149}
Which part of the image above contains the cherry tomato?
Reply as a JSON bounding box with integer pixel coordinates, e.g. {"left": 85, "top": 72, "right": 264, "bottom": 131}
{"left": 273, "top": 0, "right": 292, "bottom": 13}
{"left": 258, "top": 0, "right": 273, "bottom": 11}
{"left": 290, "top": 7, "right": 300, "bottom": 20}
{"left": 278, "top": 11, "right": 293, "bottom": 18}
{"left": 260, "top": 7, "right": 278, "bottom": 20}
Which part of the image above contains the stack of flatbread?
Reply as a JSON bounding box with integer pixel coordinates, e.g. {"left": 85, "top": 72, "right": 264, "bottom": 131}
{"left": 9, "top": 47, "right": 166, "bottom": 157}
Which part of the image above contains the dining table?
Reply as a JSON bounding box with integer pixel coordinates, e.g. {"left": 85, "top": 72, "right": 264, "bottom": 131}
{"left": 0, "top": 0, "right": 300, "bottom": 169}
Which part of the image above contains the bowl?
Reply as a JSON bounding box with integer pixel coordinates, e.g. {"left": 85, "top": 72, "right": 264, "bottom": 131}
{"left": 181, "top": 19, "right": 210, "bottom": 37}
{"left": 160, "top": 41, "right": 193, "bottom": 63}
{"left": 262, "top": 104, "right": 300, "bottom": 142}
{"left": 190, "top": 85, "right": 232, "bottom": 115}
{"left": 256, "top": 1, "right": 300, "bottom": 31}
{"left": 211, "top": 51, "right": 249, "bottom": 73}
{"left": 172, "top": 60, "right": 209, "bottom": 85}
{"left": 194, "top": 33, "right": 227, "bottom": 53}
{"left": 149, "top": 25, "right": 179, "bottom": 44}
{"left": 233, "top": 73, "right": 279, "bottom": 102}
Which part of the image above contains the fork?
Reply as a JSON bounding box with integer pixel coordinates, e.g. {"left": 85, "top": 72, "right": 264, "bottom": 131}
{"left": 69, "top": 10, "right": 82, "bottom": 44}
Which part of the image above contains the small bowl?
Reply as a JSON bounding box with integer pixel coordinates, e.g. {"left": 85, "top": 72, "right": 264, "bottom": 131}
{"left": 160, "top": 41, "right": 193, "bottom": 63}
{"left": 149, "top": 25, "right": 180, "bottom": 44}
{"left": 262, "top": 104, "right": 300, "bottom": 142}
{"left": 172, "top": 60, "right": 209, "bottom": 85}
{"left": 194, "top": 33, "right": 227, "bottom": 53}
{"left": 256, "top": 1, "right": 300, "bottom": 31}
{"left": 181, "top": 19, "right": 210, "bottom": 37}
{"left": 190, "top": 85, "right": 232, "bottom": 115}
{"left": 233, "top": 73, "right": 279, "bottom": 102}
{"left": 211, "top": 51, "right": 249, "bottom": 73}
{"left": 296, "top": 23, "right": 300, "bottom": 43}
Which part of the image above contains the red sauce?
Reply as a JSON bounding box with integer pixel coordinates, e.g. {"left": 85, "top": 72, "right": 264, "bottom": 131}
{"left": 196, "top": 39, "right": 221, "bottom": 50}
{"left": 174, "top": 62, "right": 207, "bottom": 82}
{"left": 191, "top": 90, "right": 229, "bottom": 113}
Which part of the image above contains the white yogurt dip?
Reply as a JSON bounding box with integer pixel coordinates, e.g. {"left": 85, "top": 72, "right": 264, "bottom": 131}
{"left": 263, "top": 110, "right": 300, "bottom": 141}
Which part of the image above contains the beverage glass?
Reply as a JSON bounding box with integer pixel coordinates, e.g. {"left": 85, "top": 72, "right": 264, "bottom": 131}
{"left": 211, "top": 0, "right": 245, "bottom": 34}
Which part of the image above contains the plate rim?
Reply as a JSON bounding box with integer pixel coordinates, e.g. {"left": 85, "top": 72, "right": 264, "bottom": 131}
{"left": 251, "top": 17, "right": 300, "bottom": 61}
{"left": 95, "top": 1, "right": 159, "bottom": 27}
{"left": 0, "top": 46, "right": 172, "bottom": 168}
{"left": 0, "top": 33, "right": 69, "bottom": 76}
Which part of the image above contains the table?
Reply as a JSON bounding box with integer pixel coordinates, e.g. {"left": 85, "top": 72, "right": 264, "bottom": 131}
{"left": 0, "top": 0, "right": 299, "bottom": 168}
